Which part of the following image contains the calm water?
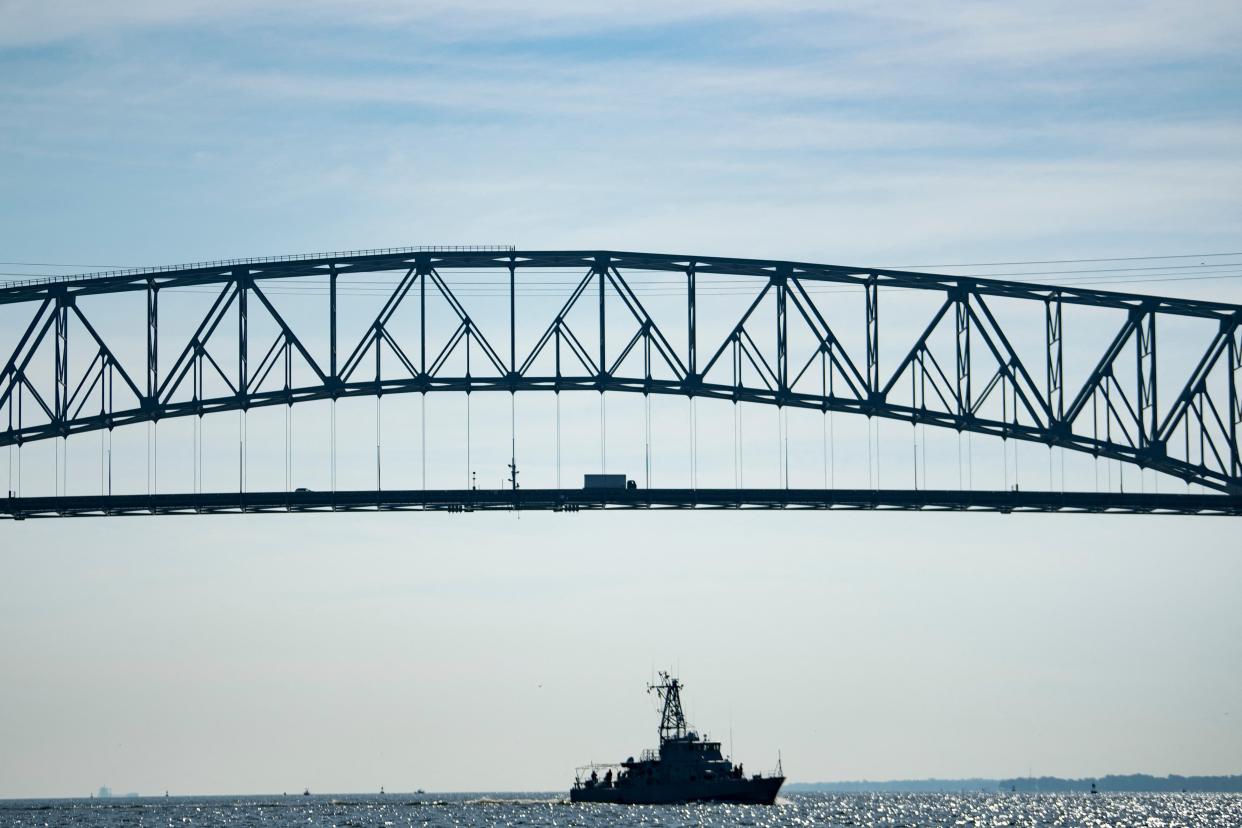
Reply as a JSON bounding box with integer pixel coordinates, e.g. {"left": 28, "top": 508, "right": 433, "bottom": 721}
{"left": 2, "top": 792, "right": 1240, "bottom": 828}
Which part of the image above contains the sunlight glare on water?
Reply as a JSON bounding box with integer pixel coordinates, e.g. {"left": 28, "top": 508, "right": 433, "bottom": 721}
{"left": 2, "top": 792, "right": 1240, "bottom": 828}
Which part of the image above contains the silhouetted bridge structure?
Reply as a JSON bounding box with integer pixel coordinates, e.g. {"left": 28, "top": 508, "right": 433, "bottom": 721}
{"left": 5, "top": 488, "right": 1239, "bottom": 518}
{"left": 2, "top": 246, "right": 1241, "bottom": 517}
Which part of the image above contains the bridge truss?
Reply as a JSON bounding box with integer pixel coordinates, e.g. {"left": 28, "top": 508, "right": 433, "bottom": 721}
{"left": 2, "top": 247, "right": 1241, "bottom": 515}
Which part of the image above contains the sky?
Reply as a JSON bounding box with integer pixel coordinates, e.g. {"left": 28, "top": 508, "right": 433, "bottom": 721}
{"left": 1, "top": 0, "right": 1241, "bottom": 798}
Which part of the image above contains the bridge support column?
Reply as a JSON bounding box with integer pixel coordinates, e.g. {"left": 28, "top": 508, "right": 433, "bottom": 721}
{"left": 1231, "top": 322, "right": 1242, "bottom": 479}
{"left": 146, "top": 279, "right": 158, "bottom": 403}
{"left": 687, "top": 263, "right": 697, "bottom": 379}
{"left": 775, "top": 267, "right": 788, "bottom": 394}
{"left": 329, "top": 262, "right": 338, "bottom": 380}
{"left": 53, "top": 292, "right": 69, "bottom": 430}
{"left": 594, "top": 255, "right": 610, "bottom": 379}
{"left": 1137, "top": 308, "right": 1157, "bottom": 453}
{"left": 235, "top": 270, "right": 248, "bottom": 397}
{"left": 866, "top": 278, "right": 879, "bottom": 400}
{"left": 956, "top": 291, "right": 971, "bottom": 420}
{"left": 1045, "top": 295, "right": 1063, "bottom": 424}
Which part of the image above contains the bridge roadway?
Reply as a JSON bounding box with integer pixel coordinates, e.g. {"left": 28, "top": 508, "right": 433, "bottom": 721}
{"left": 2, "top": 488, "right": 1239, "bottom": 518}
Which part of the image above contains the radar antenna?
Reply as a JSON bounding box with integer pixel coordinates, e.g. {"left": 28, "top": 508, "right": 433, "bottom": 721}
{"left": 648, "top": 671, "right": 688, "bottom": 742}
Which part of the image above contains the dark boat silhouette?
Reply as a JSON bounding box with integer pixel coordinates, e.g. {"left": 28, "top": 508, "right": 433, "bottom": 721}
{"left": 570, "top": 672, "right": 784, "bottom": 805}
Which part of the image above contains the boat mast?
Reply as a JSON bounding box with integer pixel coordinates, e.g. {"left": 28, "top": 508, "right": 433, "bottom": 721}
{"left": 648, "top": 671, "right": 688, "bottom": 742}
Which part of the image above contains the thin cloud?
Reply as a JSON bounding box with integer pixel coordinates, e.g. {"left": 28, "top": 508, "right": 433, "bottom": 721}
{"left": 5, "top": 0, "right": 1241, "bottom": 65}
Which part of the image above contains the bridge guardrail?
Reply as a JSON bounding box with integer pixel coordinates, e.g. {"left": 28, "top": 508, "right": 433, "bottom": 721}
{"left": 0, "top": 245, "right": 517, "bottom": 290}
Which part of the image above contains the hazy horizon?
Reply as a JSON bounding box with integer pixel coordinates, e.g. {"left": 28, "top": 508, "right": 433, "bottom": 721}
{"left": 14, "top": 771, "right": 1242, "bottom": 800}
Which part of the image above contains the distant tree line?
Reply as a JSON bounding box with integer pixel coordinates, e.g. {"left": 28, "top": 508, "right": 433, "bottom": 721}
{"left": 787, "top": 774, "right": 1242, "bottom": 793}
{"left": 1001, "top": 775, "right": 1242, "bottom": 793}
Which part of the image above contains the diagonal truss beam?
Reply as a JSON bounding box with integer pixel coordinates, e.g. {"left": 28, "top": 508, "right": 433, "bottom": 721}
{"left": 1, "top": 250, "right": 1240, "bottom": 496}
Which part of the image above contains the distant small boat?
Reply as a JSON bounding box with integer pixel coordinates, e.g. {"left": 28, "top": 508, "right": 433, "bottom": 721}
{"left": 303, "top": 788, "right": 311, "bottom": 796}
{"left": 415, "top": 789, "right": 425, "bottom": 795}
{"left": 1090, "top": 782, "right": 1099, "bottom": 795}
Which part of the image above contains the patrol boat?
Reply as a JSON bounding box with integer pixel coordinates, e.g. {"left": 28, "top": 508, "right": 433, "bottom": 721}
{"left": 570, "top": 673, "right": 784, "bottom": 805}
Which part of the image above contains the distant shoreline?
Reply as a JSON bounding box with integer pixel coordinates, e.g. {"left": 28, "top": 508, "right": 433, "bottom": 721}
{"left": 788, "top": 774, "right": 1242, "bottom": 793}
{"left": 5, "top": 777, "right": 1242, "bottom": 801}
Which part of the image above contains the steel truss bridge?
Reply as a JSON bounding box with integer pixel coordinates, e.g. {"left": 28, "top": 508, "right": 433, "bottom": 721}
{"left": 2, "top": 246, "right": 1241, "bottom": 518}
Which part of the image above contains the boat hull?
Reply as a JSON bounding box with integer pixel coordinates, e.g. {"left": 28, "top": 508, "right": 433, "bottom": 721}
{"left": 569, "top": 775, "right": 783, "bottom": 805}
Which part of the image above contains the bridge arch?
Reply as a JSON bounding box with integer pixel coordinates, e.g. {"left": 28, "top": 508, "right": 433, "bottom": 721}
{"left": 2, "top": 247, "right": 1239, "bottom": 494}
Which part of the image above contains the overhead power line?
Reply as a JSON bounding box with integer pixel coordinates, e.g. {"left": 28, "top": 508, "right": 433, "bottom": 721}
{"left": 5, "top": 250, "right": 1242, "bottom": 272}
{"left": 891, "top": 252, "right": 1242, "bottom": 268}
{"left": 8, "top": 261, "right": 1242, "bottom": 281}
{"left": 0, "top": 261, "right": 129, "bottom": 268}
{"left": 6, "top": 253, "right": 1242, "bottom": 301}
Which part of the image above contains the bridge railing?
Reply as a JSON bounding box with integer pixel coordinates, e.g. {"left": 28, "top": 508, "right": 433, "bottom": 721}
{"left": 0, "top": 245, "right": 517, "bottom": 289}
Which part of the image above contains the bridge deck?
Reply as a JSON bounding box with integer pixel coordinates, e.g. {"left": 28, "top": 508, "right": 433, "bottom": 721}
{"left": 2, "top": 488, "right": 1238, "bottom": 518}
